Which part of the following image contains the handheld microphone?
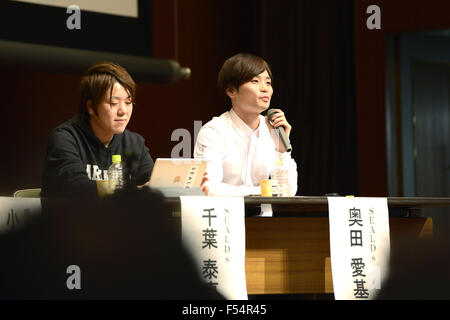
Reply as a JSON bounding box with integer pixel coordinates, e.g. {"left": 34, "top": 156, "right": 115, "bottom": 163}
{"left": 267, "top": 109, "right": 292, "bottom": 152}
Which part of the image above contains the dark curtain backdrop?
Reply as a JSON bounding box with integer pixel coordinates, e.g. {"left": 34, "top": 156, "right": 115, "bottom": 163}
{"left": 261, "top": 0, "right": 358, "bottom": 196}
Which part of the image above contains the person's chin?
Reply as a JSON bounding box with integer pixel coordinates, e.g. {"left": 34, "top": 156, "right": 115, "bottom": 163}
{"left": 112, "top": 125, "right": 127, "bottom": 134}
{"left": 258, "top": 104, "right": 269, "bottom": 112}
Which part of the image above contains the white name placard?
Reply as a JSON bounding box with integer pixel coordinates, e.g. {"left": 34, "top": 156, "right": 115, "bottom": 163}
{"left": 180, "top": 196, "right": 248, "bottom": 300}
{"left": 0, "top": 197, "right": 42, "bottom": 234}
{"left": 328, "top": 197, "right": 391, "bottom": 300}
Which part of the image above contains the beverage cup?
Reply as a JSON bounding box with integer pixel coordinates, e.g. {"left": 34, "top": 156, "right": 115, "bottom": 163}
{"left": 96, "top": 179, "right": 115, "bottom": 197}
{"left": 259, "top": 179, "right": 274, "bottom": 197}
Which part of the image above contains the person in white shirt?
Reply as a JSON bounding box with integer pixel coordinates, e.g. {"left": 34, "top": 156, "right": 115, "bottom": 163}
{"left": 194, "top": 53, "right": 298, "bottom": 196}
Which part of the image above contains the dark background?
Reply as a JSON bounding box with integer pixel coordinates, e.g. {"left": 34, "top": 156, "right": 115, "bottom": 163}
{"left": 1, "top": 0, "right": 449, "bottom": 197}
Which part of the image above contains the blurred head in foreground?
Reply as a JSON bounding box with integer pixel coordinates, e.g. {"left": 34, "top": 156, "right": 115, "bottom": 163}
{"left": 378, "top": 233, "right": 450, "bottom": 300}
{"left": 0, "top": 188, "right": 221, "bottom": 299}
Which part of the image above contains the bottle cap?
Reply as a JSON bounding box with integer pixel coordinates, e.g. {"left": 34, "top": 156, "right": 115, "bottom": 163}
{"left": 112, "top": 154, "right": 121, "bottom": 163}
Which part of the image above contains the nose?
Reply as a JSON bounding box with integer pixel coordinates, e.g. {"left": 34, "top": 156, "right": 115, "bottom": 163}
{"left": 117, "top": 101, "right": 128, "bottom": 115}
{"left": 260, "top": 82, "right": 270, "bottom": 92}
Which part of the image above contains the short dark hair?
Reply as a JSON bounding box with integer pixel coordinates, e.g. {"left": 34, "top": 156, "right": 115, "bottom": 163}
{"left": 217, "top": 53, "right": 273, "bottom": 96}
{"left": 78, "top": 62, "right": 136, "bottom": 119}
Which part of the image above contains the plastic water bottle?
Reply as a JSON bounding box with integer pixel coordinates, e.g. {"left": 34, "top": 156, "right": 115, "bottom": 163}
{"left": 271, "top": 155, "right": 290, "bottom": 197}
{"left": 108, "top": 154, "right": 127, "bottom": 192}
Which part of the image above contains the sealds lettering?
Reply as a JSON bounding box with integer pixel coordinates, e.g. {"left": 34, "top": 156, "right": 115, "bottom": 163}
{"left": 369, "top": 208, "right": 376, "bottom": 253}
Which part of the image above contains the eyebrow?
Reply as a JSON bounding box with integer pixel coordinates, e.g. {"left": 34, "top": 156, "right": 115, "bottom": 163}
{"left": 110, "top": 95, "right": 132, "bottom": 100}
{"left": 255, "top": 75, "right": 271, "bottom": 80}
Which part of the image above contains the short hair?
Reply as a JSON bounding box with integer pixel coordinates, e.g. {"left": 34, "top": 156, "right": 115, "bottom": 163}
{"left": 217, "top": 53, "right": 273, "bottom": 96}
{"left": 78, "top": 62, "right": 136, "bottom": 119}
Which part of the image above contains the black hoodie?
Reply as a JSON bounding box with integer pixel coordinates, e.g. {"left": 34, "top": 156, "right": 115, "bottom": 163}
{"left": 41, "top": 117, "right": 154, "bottom": 197}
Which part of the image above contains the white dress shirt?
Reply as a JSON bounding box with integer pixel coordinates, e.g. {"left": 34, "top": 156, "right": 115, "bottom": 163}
{"left": 194, "top": 109, "right": 298, "bottom": 196}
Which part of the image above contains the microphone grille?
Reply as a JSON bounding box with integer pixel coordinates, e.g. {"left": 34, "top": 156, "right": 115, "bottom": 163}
{"left": 266, "top": 108, "right": 276, "bottom": 120}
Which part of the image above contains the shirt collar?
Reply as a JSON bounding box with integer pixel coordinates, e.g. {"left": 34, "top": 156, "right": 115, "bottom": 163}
{"left": 229, "top": 108, "right": 260, "bottom": 138}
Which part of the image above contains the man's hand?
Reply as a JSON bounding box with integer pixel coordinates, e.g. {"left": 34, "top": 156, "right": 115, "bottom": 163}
{"left": 137, "top": 180, "right": 150, "bottom": 189}
{"left": 200, "top": 172, "right": 210, "bottom": 196}
{"left": 265, "top": 108, "right": 292, "bottom": 152}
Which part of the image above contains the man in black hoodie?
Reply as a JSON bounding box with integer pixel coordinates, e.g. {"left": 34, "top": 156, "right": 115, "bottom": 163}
{"left": 41, "top": 62, "right": 154, "bottom": 198}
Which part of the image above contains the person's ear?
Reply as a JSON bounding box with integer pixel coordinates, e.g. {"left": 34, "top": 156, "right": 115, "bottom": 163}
{"left": 226, "top": 87, "right": 237, "bottom": 99}
{"left": 87, "top": 100, "right": 95, "bottom": 116}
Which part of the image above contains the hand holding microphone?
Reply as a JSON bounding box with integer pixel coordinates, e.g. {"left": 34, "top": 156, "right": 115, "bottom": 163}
{"left": 266, "top": 108, "right": 292, "bottom": 152}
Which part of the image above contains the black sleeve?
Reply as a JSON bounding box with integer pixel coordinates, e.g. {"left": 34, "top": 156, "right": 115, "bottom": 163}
{"left": 135, "top": 142, "right": 154, "bottom": 186}
{"left": 41, "top": 129, "right": 97, "bottom": 198}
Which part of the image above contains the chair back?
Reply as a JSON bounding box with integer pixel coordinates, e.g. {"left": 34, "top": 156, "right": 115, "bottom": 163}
{"left": 13, "top": 188, "right": 41, "bottom": 198}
